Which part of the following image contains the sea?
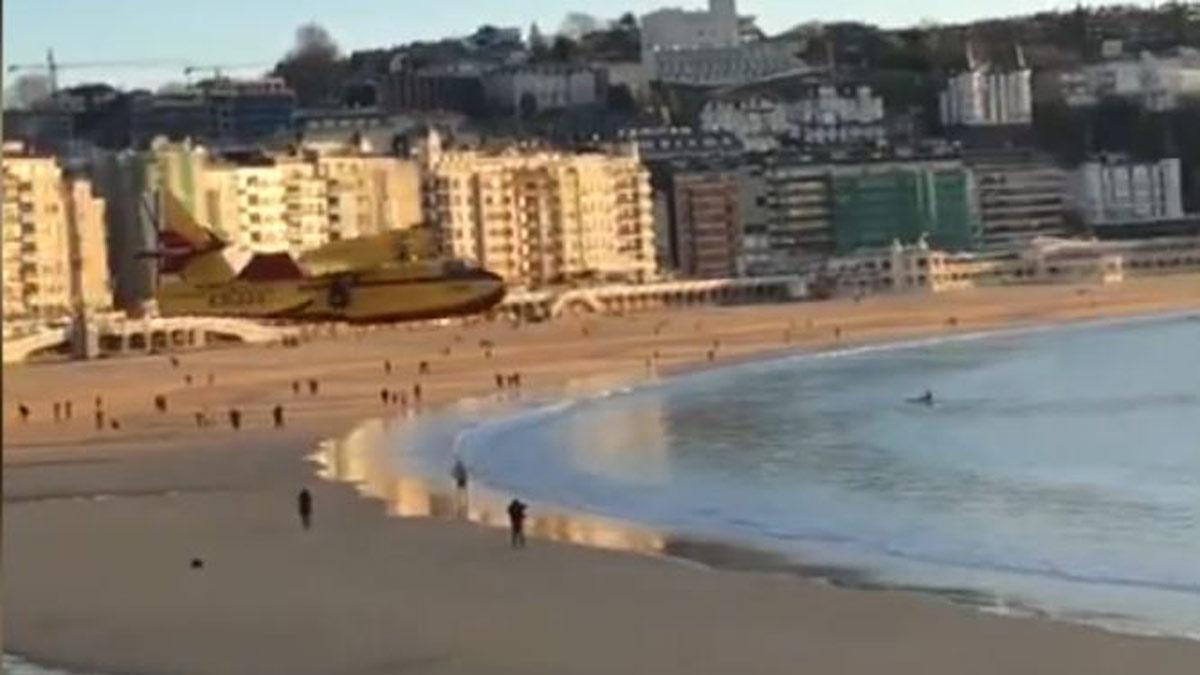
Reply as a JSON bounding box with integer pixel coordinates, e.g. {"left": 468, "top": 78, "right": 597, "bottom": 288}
{"left": 374, "top": 313, "right": 1200, "bottom": 640}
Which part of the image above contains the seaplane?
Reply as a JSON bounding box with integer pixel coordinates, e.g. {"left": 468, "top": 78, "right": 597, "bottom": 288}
{"left": 147, "top": 192, "right": 505, "bottom": 324}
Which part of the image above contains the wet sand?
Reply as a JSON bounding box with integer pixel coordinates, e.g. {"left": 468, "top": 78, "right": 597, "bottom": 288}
{"left": 5, "top": 276, "right": 1200, "bottom": 674}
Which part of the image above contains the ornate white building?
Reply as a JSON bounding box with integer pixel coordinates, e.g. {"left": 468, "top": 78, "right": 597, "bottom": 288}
{"left": 700, "top": 85, "right": 885, "bottom": 151}
{"left": 939, "top": 44, "right": 1032, "bottom": 127}
{"left": 1069, "top": 157, "right": 1185, "bottom": 226}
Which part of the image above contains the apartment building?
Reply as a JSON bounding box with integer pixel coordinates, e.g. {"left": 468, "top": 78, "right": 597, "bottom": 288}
{"left": 940, "top": 45, "right": 1032, "bottom": 127}
{"left": 3, "top": 145, "right": 112, "bottom": 319}
{"left": 965, "top": 150, "right": 1072, "bottom": 249}
{"left": 665, "top": 168, "right": 741, "bottom": 278}
{"left": 1070, "top": 156, "right": 1185, "bottom": 226}
{"left": 424, "top": 145, "right": 657, "bottom": 287}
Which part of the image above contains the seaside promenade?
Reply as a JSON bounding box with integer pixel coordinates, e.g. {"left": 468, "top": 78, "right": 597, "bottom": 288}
{"left": 5, "top": 276, "right": 1200, "bottom": 675}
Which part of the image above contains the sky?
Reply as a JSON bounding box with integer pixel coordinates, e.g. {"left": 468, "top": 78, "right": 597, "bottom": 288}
{"left": 3, "top": 0, "right": 1159, "bottom": 90}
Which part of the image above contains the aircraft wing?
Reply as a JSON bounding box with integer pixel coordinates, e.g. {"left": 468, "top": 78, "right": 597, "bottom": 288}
{"left": 297, "top": 228, "right": 438, "bottom": 277}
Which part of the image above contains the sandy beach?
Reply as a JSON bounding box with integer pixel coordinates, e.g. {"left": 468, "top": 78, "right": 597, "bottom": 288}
{"left": 5, "top": 276, "right": 1200, "bottom": 675}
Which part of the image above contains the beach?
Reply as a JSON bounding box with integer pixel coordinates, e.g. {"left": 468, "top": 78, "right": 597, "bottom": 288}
{"left": 5, "top": 276, "right": 1200, "bottom": 675}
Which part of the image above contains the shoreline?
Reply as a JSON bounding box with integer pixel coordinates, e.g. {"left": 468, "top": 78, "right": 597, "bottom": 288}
{"left": 316, "top": 307, "right": 1200, "bottom": 644}
{"left": 6, "top": 276, "right": 1200, "bottom": 675}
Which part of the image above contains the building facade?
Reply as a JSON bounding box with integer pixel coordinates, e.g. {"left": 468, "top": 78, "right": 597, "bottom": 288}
{"left": 423, "top": 145, "right": 657, "bottom": 288}
{"left": 665, "top": 168, "right": 741, "bottom": 278}
{"left": 700, "top": 85, "right": 885, "bottom": 151}
{"left": 1070, "top": 157, "right": 1185, "bottom": 226}
{"left": 1057, "top": 49, "right": 1200, "bottom": 111}
{"left": 831, "top": 161, "right": 979, "bottom": 254}
{"left": 939, "top": 46, "right": 1032, "bottom": 127}
{"left": 650, "top": 39, "right": 806, "bottom": 87}
{"left": 965, "top": 150, "right": 1072, "bottom": 249}
{"left": 484, "top": 65, "right": 601, "bottom": 114}
{"left": 3, "top": 145, "right": 112, "bottom": 319}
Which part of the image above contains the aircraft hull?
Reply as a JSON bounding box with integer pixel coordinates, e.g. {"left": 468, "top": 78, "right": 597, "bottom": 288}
{"left": 157, "top": 268, "right": 506, "bottom": 324}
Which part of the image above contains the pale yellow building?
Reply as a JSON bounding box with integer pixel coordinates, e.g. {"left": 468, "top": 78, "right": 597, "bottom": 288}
{"left": 315, "top": 153, "right": 422, "bottom": 241}
{"left": 3, "top": 146, "right": 112, "bottom": 319}
{"left": 145, "top": 140, "right": 421, "bottom": 254}
{"left": 424, "top": 145, "right": 657, "bottom": 288}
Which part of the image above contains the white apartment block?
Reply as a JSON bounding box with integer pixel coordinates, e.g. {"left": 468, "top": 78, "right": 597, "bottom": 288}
{"left": 1059, "top": 49, "right": 1200, "bottom": 111}
{"left": 651, "top": 39, "right": 805, "bottom": 87}
{"left": 424, "top": 147, "right": 657, "bottom": 288}
{"left": 1070, "top": 157, "right": 1185, "bottom": 226}
{"left": 484, "top": 65, "right": 601, "bottom": 113}
{"left": 700, "top": 85, "right": 885, "bottom": 151}
{"left": 641, "top": 0, "right": 741, "bottom": 59}
{"left": 3, "top": 148, "right": 112, "bottom": 319}
{"left": 940, "top": 45, "right": 1032, "bottom": 127}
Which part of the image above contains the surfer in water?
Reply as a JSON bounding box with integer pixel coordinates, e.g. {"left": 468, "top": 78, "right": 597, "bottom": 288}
{"left": 910, "top": 390, "right": 935, "bottom": 406}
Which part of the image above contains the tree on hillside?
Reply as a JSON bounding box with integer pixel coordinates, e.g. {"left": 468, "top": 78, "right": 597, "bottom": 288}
{"left": 559, "top": 13, "right": 602, "bottom": 40}
{"left": 274, "top": 23, "right": 347, "bottom": 108}
{"left": 551, "top": 36, "right": 579, "bottom": 63}
{"left": 4, "top": 74, "right": 52, "bottom": 110}
{"left": 617, "top": 12, "right": 638, "bottom": 32}
{"left": 529, "top": 23, "right": 550, "bottom": 60}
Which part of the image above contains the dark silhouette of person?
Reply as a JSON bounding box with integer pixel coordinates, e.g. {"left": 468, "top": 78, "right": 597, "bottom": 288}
{"left": 419, "top": 361, "right": 430, "bottom": 375}
{"left": 273, "top": 405, "right": 285, "bottom": 428}
{"left": 110, "top": 418, "right": 121, "bottom": 430}
{"left": 298, "top": 489, "right": 313, "bottom": 530}
{"left": 292, "top": 380, "right": 301, "bottom": 396}
{"left": 53, "top": 402, "right": 61, "bottom": 421}
{"left": 170, "top": 356, "right": 180, "bottom": 368}
{"left": 155, "top": 394, "right": 167, "bottom": 413}
{"left": 413, "top": 383, "right": 423, "bottom": 403}
{"left": 308, "top": 379, "right": 319, "bottom": 395}
{"left": 184, "top": 374, "right": 193, "bottom": 387}
{"left": 513, "top": 372, "right": 521, "bottom": 389}
{"left": 390, "top": 390, "right": 400, "bottom": 405}
{"left": 95, "top": 409, "right": 105, "bottom": 429}
{"left": 195, "top": 411, "right": 205, "bottom": 428}
{"left": 384, "top": 359, "right": 392, "bottom": 375}
{"left": 229, "top": 408, "right": 242, "bottom": 430}
{"left": 451, "top": 459, "right": 468, "bottom": 491}
{"left": 64, "top": 400, "right": 72, "bottom": 419}
{"left": 18, "top": 403, "right": 30, "bottom": 423}
{"left": 507, "top": 499, "right": 527, "bottom": 549}
{"left": 495, "top": 373, "right": 504, "bottom": 390}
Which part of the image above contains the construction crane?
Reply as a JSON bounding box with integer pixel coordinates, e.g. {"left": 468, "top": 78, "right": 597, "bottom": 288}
{"left": 182, "top": 63, "right": 272, "bottom": 84}
{"left": 6, "top": 49, "right": 189, "bottom": 94}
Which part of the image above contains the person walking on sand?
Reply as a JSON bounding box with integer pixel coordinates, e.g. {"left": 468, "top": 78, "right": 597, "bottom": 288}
{"left": 53, "top": 402, "right": 61, "bottom": 422}
{"left": 297, "top": 488, "right": 313, "bottom": 530}
{"left": 381, "top": 387, "right": 390, "bottom": 406}
{"left": 451, "top": 458, "right": 469, "bottom": 492}
{"left": 273, "top": 404, "right": 285, "bottom": 428}
{"left": 507, "top": 499, "right": 527, "bottom": 549}
{"left": 64, "top": 400, "right": 72, "bottom": 420}
{"left": 308, "top": 379, "right": 319, "bottom": 396}
{"left": 95, "top": 409, "right": 105, "bottom": 430}
{"left": 229, "top": 408, "right": 242, "bottom": 430}
{"left": 18, "top": 403, "right": 30, "bottom": 423}
{"left": 292, "top": 380, "right": 301, "bottom": 396}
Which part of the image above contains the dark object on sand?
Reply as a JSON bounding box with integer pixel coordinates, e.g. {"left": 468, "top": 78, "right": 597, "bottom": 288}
{"left": 507, "top": 499, "right": 527, "bottom": 549}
